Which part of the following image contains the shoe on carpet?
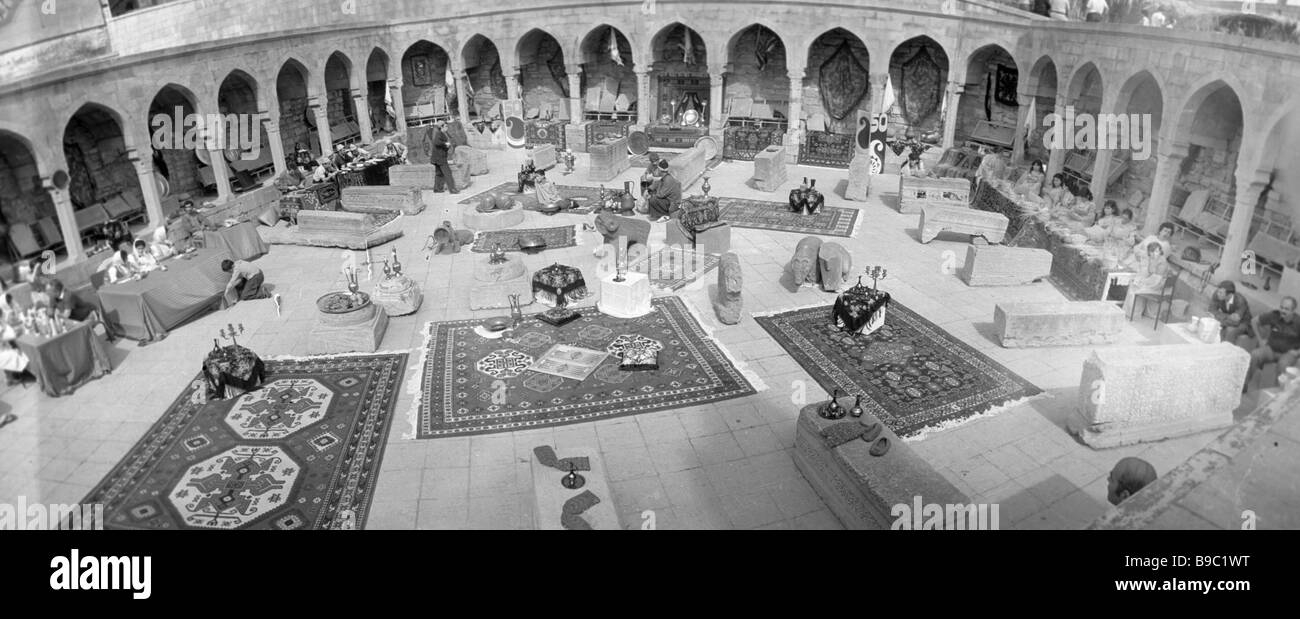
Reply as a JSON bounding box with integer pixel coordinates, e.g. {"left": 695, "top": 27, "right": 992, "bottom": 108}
{"left": 869, "top": 437, "right": 891, "bottom": 457}
{"left": 859, "top": 421, "right": 882, "bottom": 443}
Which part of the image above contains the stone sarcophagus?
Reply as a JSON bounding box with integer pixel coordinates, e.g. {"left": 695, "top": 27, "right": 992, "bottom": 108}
{"left": 388, "top": 164, "right": 438, "bottom": 188}
{"left": 340, "top": 186, "right": 425, "bottom": 216}
{"left": 668, "top": 144, "right": 709, "bottom": 190}
{"left": 753, "top": 145, "right": 788, "bottom": 192}
{"left": 587, "top": 137, "right": 630, "bottom": 183}
{"left": 1073, "top": 343, "right": 1249, "bottom": 448}
{"left": 845, "top": 153, "right": 871, "bottom": 202}
{"left": 899, "top": 176, "right": 971, "bottom": 214}
{"left": 453, "top": 146, "right": 489, "bottom": 175}
{"left": 918, "top": 205, "right": 1008, "bottom": 244}
{"left": 958, "top": 244, "right": 1052, "bottom": 286}
{"left": 994, "top": 301, "right": 1126, "bottom": 348}
{"left": 565, "top": 123, "right": 589, "bottom": 153}
{"left": 265, "top": 210, "right": 403, "bottom": 250}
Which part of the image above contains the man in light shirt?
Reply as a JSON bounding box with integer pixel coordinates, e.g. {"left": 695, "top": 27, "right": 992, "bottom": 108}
{"left": 221, "top": 259, "right": 271, "bottom": 306}
{"left": 1085, "top": 0, "right": 1108, "bottom": 22}
{"left": 1050, "top": 0, "right": 1070, "bottom": 20}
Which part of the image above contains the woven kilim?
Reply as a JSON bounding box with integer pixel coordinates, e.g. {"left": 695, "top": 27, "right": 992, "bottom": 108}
{"left": 756, "top": 303, "right": 1040, "bottom": 438}
{"left": 412, "top": 297, "right": 756, "bottom": 438}
{"left": 81, "top": 353, "right": 408, "bottom": 530}
{"left": 716, "top": 197, "right": 860, "bottom": 238}
{"left": 628, "top": 247, "right": 720, "bottom": 291}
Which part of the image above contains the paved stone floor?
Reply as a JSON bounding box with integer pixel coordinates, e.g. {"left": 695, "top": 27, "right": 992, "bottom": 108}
{"left": 0, "top": 145, "right": 1256, "bottom": 530}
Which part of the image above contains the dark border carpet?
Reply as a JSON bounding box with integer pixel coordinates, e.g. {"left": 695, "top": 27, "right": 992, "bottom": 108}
{"left": 628, "top": 247, "right": 720, "bottom": 291}
{"left": 458, "top": 181, "right": 605, "bottom": 214}
{"left": 472, "top": 226, "right": 577, "bottom": 253}
{"left": 756, "top": 303, "right": 1040, "bottom": 439}
{"left": 717, "top": 197, "right": 860, "bottom": 238}
{"left": 81, "top": 353, "right": 408, "bottom": 530}
{"left": 413, "top": 296, "right": 757, "bottom": 438}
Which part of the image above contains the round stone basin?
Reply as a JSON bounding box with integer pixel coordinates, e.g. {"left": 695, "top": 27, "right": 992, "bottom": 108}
{"left": 316, "top": 291, "right": 377, "bottom": 326}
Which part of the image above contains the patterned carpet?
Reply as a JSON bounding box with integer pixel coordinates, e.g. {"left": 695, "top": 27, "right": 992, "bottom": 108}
{"left": 717, "top": 197, "right": 860, "bottom": 238}
{"left": 457, "top": 181, "right": 605, "bottom": 214}
{"left": 411, "top": 297, "right": 757, "bottom": 438}
{"left": 756, "top": 303, "right": 1041, "bottom": 439}
{"left": 81, "top": 353, "right": 408, "bottom": 530}
{"left": 472, "top": 226, "right": 577, "bottom": 252}
{"left": 628, "top": 247, "right": 720, "bottom": 291}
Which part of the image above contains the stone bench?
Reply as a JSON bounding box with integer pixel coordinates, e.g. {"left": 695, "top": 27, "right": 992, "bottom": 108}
{"left": 340, "top": 186, "right": 425, "bottom": 216}
{"left": 918, "top": 205, "right": 1008, "bottom": 244}
{"left": 753, "top": 145, "right": 788, "bottom": 192}
{"left": 260, "top": 210, "right": 403, "bottom": 250}
{"left": 1072, "top": 343, "right": 1249, "bottom": 448}
{"left": 994, "top": 301, "right": 1126, "bottom": 348}
{"left": 899, "top": 176, "right": 970, "bottom": 214}
{"left": 845, "top": 153, "right": 871, "bottom": 202}
{"left": 959, "top": 244, "right": 1052, "bottom": 286}
{"left": 531, "top": 144, "right": 558, "bottom": 171}
{"left": 668, "top": 144, "right": 709, "bottom": 190}
{"left": 587, "top": 136, "right": 630, "bottom": 182}
{"left": 794, "top": 400, "right": 969, "bottom": 530}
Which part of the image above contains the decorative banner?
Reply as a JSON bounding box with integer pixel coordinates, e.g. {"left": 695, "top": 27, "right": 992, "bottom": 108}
{"left": 505, "top": 116, "right": 527, "bottom": 148}
{"left": 818, "top": 40, "right": 869, "bottom": 121}
{"left": 868, "top": 113, "right": 888, "bottom": 174}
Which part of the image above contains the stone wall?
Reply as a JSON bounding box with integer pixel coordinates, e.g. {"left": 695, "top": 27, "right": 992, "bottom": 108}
{"left": 955, "top": 47, "right": 1019, "bottom": 143}
{"left": 800, "top": 30, "right": 872, "bottom": 135}
{"left": 519, "top": 34, "right": 568, "bottom": 117}
{"left": 400, "top": 45, "right": 451, "bottom": 109}
{"left": 724, "top": 26, "right": 790, "bottom": 117}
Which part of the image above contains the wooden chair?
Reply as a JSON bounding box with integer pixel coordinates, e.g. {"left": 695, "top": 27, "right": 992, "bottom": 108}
{"left": 1127, "top": 269, "right": 1180, "bottom": 330}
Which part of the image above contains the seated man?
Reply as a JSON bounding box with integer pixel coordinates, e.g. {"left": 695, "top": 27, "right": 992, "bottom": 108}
{"left": 384, "top": 140, "right": 408, "bottom": 164}
{"left": 1210, "top": 280, "right": 1253, "bottom": 347}
{"left": 222, "top": 259, "right": 271, "bottom": 305}
{"left": 1107, "top": 457, "right": 1157, "bottom": 505}
{"left": 130, "top": 239, "right": 164, "bottom": 273}
{"left": 1246, "top": 295, "right": 1300, "bottom": 389}
{"left": 642, "top": 160, "right": 681, "bottom": 223}
{"left": 639, "top": 152, "right": 662, "bottom": 197}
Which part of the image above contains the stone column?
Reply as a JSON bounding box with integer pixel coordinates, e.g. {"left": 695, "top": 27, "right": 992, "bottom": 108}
{"left": 264, "top": 117, "right": 288, "bottom": 177}
{"left": 309, "top": 96, "right": 332, "bottom": 156}
{"left": 505, "top": 68, "right": 522, "bottom": 102}
{"left": 127, "top": 149, "right": 165, "bottom": 229}
{"left": 634, "top": 65, "right": 652, "bottom": 129}
{"left": 1012, "top": 92, "right": 1033, "bottom": 164}
{"left": 1143, "top": 140, "right": 1188, "bottom": 235}
{"left": 1088, "top": 93, "right": 1122, "bottom": 210}
{"left": 566, "top": 64, "right": 583, "bottom": 124}
{"left": 352, "top": 89, "right": 373, "bottom": 144}
{"left": 1046, "top": 93, "right": 1069, "bottom": 180}
{"left": 871, "top": 72, "right": 891, "bottom": 117}
{"left": 456, "top": 69, "right": 472, "bottom": 127}
{"left": 389, "top": 78, "right": 408, "bottom": 133}
{"left": 44, "top": 176, "right": 84, "bottom": 262}
{"left": 941, "top": 80, "right": 963, "bottom": 150}
{"left": 708, "top": 67, "right": 726, "bottom": 132}
{"left": 786, "top": 69, "right": 805, "bottom": 164}
{"left": 1218, "top": 168, "right": 1271, "bottom": 282}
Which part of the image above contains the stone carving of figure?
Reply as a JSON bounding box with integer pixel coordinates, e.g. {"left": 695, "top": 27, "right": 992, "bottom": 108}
{"left": 818, "top": 242, "right": 853, "bottom": 292}
{"left": 713, "top": 252, "right": 744, "bottom": 325}
{"left": 790, "top": 236, "right": 823, "bottom": 286}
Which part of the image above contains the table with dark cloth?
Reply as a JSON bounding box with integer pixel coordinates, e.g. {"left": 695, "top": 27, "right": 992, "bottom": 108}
{"left": 202, "top": 221, "right": 269, "bottom": 261}
{"left": 335, "top": 157, "right": 396, "bottom": 188}
{"left": 203, "top": 344, "right": 266, "bottom": 400}
{"left": 96, "top": 248, "right": 234, "bottom": 341}
{"left": 14, "top": 319, "right": 112, "bottom": 397}
{"left": 833, "top": 288, "right": 890, "bottom": 334}
{"left": 532, "top": 264, "right": 589, "bottom": 307}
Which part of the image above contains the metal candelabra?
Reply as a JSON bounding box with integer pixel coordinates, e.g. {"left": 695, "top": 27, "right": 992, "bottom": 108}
{"left": 220, "top": 323, "right": 246, "bottom": 348}
{"left": 865, "top": 266, "right": 888, "bottom": 292}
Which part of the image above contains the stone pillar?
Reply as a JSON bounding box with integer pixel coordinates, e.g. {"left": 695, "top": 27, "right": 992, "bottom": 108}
{"left": 1218, "top": 169, "right": 1271, "bottom": 282}
{"left": 634, "top": 65, "right": 652, "bottom": 128}
{"left": 309, "top": 96, "right": 332, "bottom": 156}
{"left": 566, "top": 64, "right": 583, "bottom": 125}
{"left": 352, "top": 89, "right": 373, "bottom": 144}
{"left": 44, "top": 176, "right": 84, "bottom": 262}
{"left": 787, "top": 69, "right": 805, "bottom": 164}
{"left": 264, "top": 118, "right": 288, "bottom": 177}
{"left": 1143, "top": 141, "right": 1188, "bottom": 235}
{"left": 456, "top": 70, "right": 471, "bottom": 127}
{"left": 505, "top": 68, "right": 522, "bottom": 102}
{"left": 207, "top": 145, "right": 234, "bottom": 200}
{"left": 389, "top": 78, "right": 408, "bottom": 133}
{"left": 941, "top": 81, "right": 963, "bottom": 150}
{"left": 1012, "top": 92, "right": 1033, "bottom": 164}
{"left": 871, "top": 72, "right": 891, "bottom": 116}
{"left": 1046, "top": 93, "right": 1069, "bottom": 181}
{"left": 127, "top": 149, "right": 165, "bottom": 228}
{"left": 709, "top": 67, "right": 726, "bottom": 132}
{"left": 1089, "top": 94, "right": 1121, "bottom": 210}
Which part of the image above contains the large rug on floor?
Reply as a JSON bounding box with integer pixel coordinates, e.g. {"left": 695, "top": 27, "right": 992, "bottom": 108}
{"left": 717, "top": 197, "right": 860, "bottom": 238}
{"left": 81, "top": 353, "right": 408, "bottom": 530}
{"left": 458, "top": 181, "right": 605, "bottom": 214}
{"left": 412, "top": 296, "right": 757, "bottom": 438}
{"left": 628, "top": 247, "right": 720, "bottom": 291}
{"left": 472, "top": 225, "right": 577, "bottom": 252}
{"left": 756, "top": 303, "right": 1041, "bottom": 439}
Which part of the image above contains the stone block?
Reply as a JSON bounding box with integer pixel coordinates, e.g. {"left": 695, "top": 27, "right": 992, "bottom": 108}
{"left": 899, "top": 176, "right": 971, "bottom": 214}
{"left": 531, "top": 144, "right": 558, "bottom": 171}
{"left": 817, "top": 241, "right": 852, "bottom": 292}
{"left": 696, "top": 222, "right": 731, "bottom": 255}
{"left": 308, "top": 303, "right": 389, "bottom": 355}
{"left": 958, "top": 244, "right": 1052, "bottom": 286}
{"left": 388, "top": 164, "right": 438, "bottom": 188}
{"left": 1073, "top": 343, "right": 1249, "bottom": 449}
{"left": 340, "top": 185, "right": 425, "bottom": 216}
{"left": 668, "top": 145, "right": 708, "bottom": 190}
{"left": 994, "top": 301, "right": 1126, "bottom": 348}
{"left": 918, "top": 205, "right": 1008, "bottom": 244}
{"left": 713, "top": 252, "right": 743, "bottom": 325}
{"left": 845, "top": 153, "right": 871, "bottom": 202}
{"left": 450, "top": 162, "right": 473, "bottom": 191}
{"left": 753, "top": 145, "right": 788, "bottom": 193}
{"left": 453, "top": 146, "right": 489, "bottom": 175}
{"left": 565, "top": 123, "right": 589, "bottom": 153}
{"left": 793, "top": 400, "right": 969, "bottom": 530}
{"left": 587, "top": 136, "right": 630, "bottom": 182}
{"left": 469, "top": 275, "right": 535, "bottom": 311}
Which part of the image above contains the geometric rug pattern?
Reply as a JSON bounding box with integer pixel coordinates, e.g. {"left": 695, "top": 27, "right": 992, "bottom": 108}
{"left": 716, "top": 197, "right": 860, "bottom": 237}
{"left": 756, "top": 302, "right": 1041, "bottom": 439}
{"left": 80, "top": 353, "right": 407, "bottom": 530}
{"left": 627, "top": 247, "right": 720, "bottom": 291}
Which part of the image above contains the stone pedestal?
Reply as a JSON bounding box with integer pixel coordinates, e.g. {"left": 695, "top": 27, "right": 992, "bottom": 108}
{"left": 918, "top": 206, "right": 1008, "bottom": 244}
{"left": 753, "top": 145, "right": 788, "bottom": 193}
{"left": 372, "top": 275, "right": 423, "bottom": 316}
{"left": 463, "top": 204, "right": 525, "bottom": 231}
{"left": 450, "top": 162, "right": 473, "bottom": 190}
{"left": 994, "top": 301, "right": 1126, "bottom": 348}
{"left": 793, "top": 400, "right": 968, "bottom": 530}
{"left": 388, "top": 164, "right": 439, "bottom": 188}
{"left": 470, "top": 254, "right": 534, "bottom": 310}
{"left": 713, "top": 252, "right": 743, "bottom": 325}
{"left": 308, "top": 296, "right": 390, "bottom": 354}
{"left": 845, "top": 154, "right": 871, "bottom": 202}
{"left": 531, "top": 444, "right": 620, "bottom": 530}
{"left": 1073, "top": 343, "right": 1249, "bottom": 448}
{"left": 696, "top": 223, "right": 731, "bottom": 255}
{"left": 565, "top": 123, "right": 589, "bottom": 154}
{"left": 959, "top": 245, "right": 1053, "bottom": 286}
{"left": 597, "top": 272, "right": 652, "bottom": 318}
{"left": 899, "top": 176, "right": 971, "bottom": 214}
{"left": 588, "top": 137, "right": 630, "bottom": 182}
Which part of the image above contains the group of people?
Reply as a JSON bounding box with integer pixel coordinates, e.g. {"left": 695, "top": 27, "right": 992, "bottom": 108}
{"left": 1210, "top": 285, "right": 1300, "bottom": 390}
{"left": 1029, "top": 0, "right": 1172, "bottom": 25}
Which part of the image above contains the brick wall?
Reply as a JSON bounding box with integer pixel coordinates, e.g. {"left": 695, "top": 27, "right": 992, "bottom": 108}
{"left": 0, "top": 141, "right": 53, "bottom": 226}
{"left": 725, "top": 26, "right": 790, "bottom": 117}
{"left": 520, "top": 34, "right": 567, "bottom": 118}
{"left": 400, "top": 45, "right": 451, "bottom": 109}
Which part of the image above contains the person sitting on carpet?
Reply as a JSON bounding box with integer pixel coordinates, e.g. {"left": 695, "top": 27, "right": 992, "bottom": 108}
{"left": 1057, "top": 188, "right": 1096, "bottom": 234}
{"left": 222, "top": 259, "right": 271, "bottom": 305}
{"left": 40, "top": 280, "right": 97, "bottom": 323}
{"left": 975, "top": 147, "right": 1007, "bottom": 191}
{"left": 639, "top": 152, "right": 662, "bottom": 197}
{"left": 642, "top": 160, "right": 681, "bottom": 223}
{"left": 1211, "top": 280, "right": 1253, "bottom": 347}
{"left": 1135, "top": 221, "right": 1176, "bottom": 259}
{"left": 1245, "top": 296, "right": 1300, "bottom": 390}
{"left": 1104, "top": 209, "right": 1141, "bottom": 264}
{"left": 147, "top": 226, "right": 177, "bottom": 260}
{"left": 1084, "top": 200, "right": 1120, "bottom": 244}
{"left": 1, "top": 320, "right": 34, "bottom": 387}
{"left": 385, "top": 140, "right": 408, "bottom": 164}
{"left": 1107, "top": 457, "right": 1157, "bottom": 505}
{"left": 1011, "top": 159, "right": 1046, "bottom": 199}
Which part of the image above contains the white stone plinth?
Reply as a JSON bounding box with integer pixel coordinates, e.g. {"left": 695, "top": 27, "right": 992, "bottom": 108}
{"left": 597, "top": 272, "right": 652, "bottom": 318}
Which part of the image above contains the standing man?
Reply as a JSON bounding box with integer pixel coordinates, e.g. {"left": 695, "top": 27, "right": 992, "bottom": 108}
{"left": 221, "top": 259, "right": 271, "bottom": 306}
{"left": 1246, "top": 296, "right": 1300, "bottom": 389}
{"left": 430, "top": 119, "right": 458, "bottom": 194}
{"left": 642, "top": 159, "right": 681, "bottom": 223}
{"left": 1085, "top": 0, "right": 1108, "bottom": 22}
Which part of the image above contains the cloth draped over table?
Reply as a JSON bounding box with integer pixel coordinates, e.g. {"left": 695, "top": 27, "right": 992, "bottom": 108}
{"left": 203, "top": 344, "right": 266, "bottom": 401}
{"left": 833, "top": 286, "right": 891, "bottom": 333}
{"left": 532, "top": 263, "right": 589, "bottom": 307}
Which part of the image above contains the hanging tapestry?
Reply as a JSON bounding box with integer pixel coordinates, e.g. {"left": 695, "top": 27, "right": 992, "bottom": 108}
{"left": 63, "top": 142, "right": 97, "bottom": 209}
{"left": 547, "top": 49, "right": 569, "bottom": 98}
{"left": 995, "top": 65, "right": 1020, "bottom": 107}
{"left": 900, "top": 48, "right": 943, "bottom": 126}
{"left": 818, "top": 41, "right": 869, "bottom": 121}
{"left": 489, "top": 58, "right": 508, "bottom": 99}
{"left": 798, "top": 130, "right": 855, "bottom": 169}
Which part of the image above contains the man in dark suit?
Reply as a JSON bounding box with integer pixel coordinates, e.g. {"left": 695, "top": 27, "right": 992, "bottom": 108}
{"left": 429, "top": 119, "right": 458, "bottom": 194}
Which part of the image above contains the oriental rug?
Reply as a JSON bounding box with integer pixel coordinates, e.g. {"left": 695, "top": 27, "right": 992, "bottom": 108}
{"left": 410, "top": 296, "right": 757, "bottom": 438}
{"left": 472, "top": 225, "right": 577, "bottom": 253}
{"left": 80, "top": 353, "right": 408, "bottom": 530}
{"left": 458, "top": 182, "right": 604, "bottom": 214}
{"left": 716, "top": 197, "right": 860, "bottom": 238}
{"left": 627, "top": 247, "right": 720, "bottom": 291}
{"left": 756, "top": 303, "right": 1041, "bottom": 439}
